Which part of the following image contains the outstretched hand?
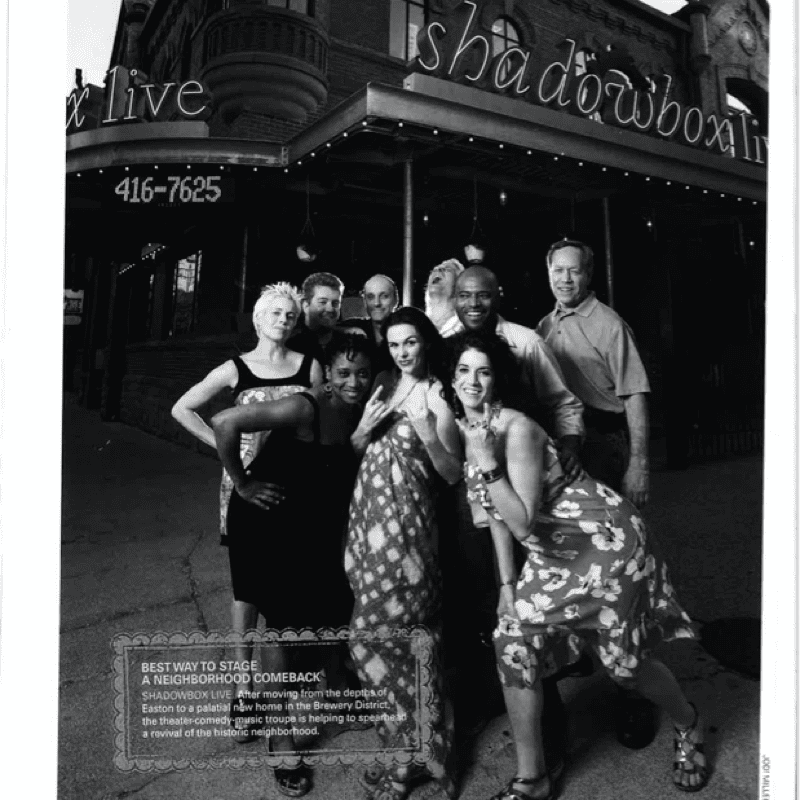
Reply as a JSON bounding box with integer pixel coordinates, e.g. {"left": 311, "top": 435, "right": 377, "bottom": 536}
{"left": 235, "top": 480, "right": 285, "bottom": 510}
{"left": 456, "top": 403, "right": 499, "bottom": 470}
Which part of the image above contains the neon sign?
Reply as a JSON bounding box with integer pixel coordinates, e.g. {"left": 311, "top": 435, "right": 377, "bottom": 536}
{"left": 415, "top": 1, "right": 767, "bottom": 165}
{"left": 66, "top": 66, "right": 210, "bottom": 132}
{"left": 111, "top": 172, "right": 234, "bottom": 205}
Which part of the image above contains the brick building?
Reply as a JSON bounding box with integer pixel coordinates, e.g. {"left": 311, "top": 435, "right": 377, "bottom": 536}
{"left": 65, "top": 0, "right": 768, "bottom": 465}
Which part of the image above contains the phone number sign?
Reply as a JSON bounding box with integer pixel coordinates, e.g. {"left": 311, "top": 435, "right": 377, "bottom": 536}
{"left": 111, "top": 172, "right": 235, "bottom": 205}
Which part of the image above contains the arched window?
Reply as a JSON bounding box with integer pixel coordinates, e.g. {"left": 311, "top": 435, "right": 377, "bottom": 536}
{"left": 725, "top": 79, "right": 768, "bottom": 134}
{"left": 725, "top": 79, "right": 768, "bottom": 157}
{"left": 491, "top": 17, "right": 521, "bottom": 83}
{"left": 390, "top": 0, "right": 427, "bottom": 61}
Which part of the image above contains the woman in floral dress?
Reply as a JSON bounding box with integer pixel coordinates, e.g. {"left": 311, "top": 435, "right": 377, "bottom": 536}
{"left": 445, "top": 332, "right": 708, "bottom": 800}
{"left": 345, "top": 307, "right": 462, "bottom": 800}
{"left": 171, "top": 283, "right": 322, "bottom": 736}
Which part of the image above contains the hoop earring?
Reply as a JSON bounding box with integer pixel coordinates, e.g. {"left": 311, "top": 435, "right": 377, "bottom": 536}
{"left": 323, "top": 382, "right": 333, "bottom": 398}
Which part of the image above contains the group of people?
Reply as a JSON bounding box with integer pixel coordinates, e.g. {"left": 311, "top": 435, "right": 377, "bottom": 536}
{"left": 171, "top": 241, "right": 708, "bottom": 800}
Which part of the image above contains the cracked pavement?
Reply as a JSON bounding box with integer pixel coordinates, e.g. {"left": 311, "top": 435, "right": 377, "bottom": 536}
{"left": 60, "top": 397, "right": 762, "bottom": 800}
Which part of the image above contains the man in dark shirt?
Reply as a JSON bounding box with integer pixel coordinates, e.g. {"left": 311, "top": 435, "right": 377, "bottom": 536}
{"left": 287, "top": 272, "right": 344, "bottom": 366}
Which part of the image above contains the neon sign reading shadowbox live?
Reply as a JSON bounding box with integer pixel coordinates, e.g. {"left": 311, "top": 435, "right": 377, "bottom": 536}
{"left": 414, "top": 1, "right": 767, "bottom": 165}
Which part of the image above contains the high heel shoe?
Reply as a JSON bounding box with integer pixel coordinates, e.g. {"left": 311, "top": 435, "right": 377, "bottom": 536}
{"left": 267, "top": 738, "right": 312, "bottom": 798}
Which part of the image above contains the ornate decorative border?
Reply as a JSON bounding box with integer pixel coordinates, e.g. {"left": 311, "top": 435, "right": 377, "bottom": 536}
{"left": 112, "top": 627, "right": 436, "bottom": 772}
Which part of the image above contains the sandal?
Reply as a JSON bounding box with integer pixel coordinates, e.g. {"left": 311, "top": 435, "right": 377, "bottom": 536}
{"left": 673, "top": 702, "right": 709, "bottom": 792}
{"left": 267, "top": 738, "right": 312, "bottom": 797}
{"left": 228, "top": 694, "right": 259, "bottom": 744}
{"left": 359, "top": 763, "right": 385, "bottom": 791}
{"left": 489, "top": 774, "right": 556, "bottom": 800}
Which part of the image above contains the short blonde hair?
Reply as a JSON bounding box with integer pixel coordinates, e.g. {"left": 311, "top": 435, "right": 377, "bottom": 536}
{"left": 252, "top": 282, "right": 302, "bottom": 335}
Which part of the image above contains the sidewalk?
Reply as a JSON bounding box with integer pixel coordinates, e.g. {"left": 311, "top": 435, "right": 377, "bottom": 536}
{"left": 60, "top": 398, "right": 761, "bottom": 800}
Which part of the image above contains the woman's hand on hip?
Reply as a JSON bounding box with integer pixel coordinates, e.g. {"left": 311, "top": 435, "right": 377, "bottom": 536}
{"left": 235, "top": 480, "right": 285, "bottom": 510}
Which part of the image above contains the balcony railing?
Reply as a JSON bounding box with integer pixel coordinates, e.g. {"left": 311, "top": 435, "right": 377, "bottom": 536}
{"left": 205, "top": 7, "right": 327, "bottom": 72}
{"left": 202, "top": 6, "right": 328, "bottom": 121}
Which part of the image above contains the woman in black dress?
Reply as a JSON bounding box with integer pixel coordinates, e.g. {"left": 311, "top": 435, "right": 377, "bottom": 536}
{"left": 171, "top": 283, "right": 322, "bottom": 737}
{"left": 212, "top": 333, "right": 375, "bottom": 797}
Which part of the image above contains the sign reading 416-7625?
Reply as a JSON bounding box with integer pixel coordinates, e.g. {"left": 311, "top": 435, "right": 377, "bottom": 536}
{"left": 113, "top": 174, "right": 234, "bottom": 204}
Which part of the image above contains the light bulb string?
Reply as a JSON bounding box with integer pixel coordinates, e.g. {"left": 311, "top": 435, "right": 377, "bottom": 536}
{"left": 300, "top": 175, "right": 315, "bottom": 239}
{"left": 469, "top": 176, "right": 484, "bottom": 241}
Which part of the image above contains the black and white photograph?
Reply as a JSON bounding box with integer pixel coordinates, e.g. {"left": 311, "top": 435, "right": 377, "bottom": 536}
{"left": 0, "top": 1, "right": 797, "bottom": 799}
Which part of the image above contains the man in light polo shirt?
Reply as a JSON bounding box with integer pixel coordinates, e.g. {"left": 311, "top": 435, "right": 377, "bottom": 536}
{"left": 537, "top": 239, "right": 650, "bottom": 507}
{"left": 538, "top": 238, "right": 655, "bottom": 750}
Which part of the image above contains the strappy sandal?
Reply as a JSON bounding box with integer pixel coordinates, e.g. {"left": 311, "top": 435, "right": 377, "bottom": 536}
{"left": 267, "top": 738, "right": 312, "bottom": 797}
{"left": 228, "top": 694, "right": 258, "bottom": 744}
{"left": 366, "top": 767, "right": 456, "bottom": 800}
{"left": 673, "top": 702, "right": 709, "bottom": 792}
{"left": 489, "top": 774, "right": 556, "bottom": 800}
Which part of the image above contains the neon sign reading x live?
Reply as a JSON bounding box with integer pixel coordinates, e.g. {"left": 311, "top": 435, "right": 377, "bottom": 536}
{"left": 415, "top": 1, "right": 767, "bottom": 165}
{"left": 66, "top": 66, "right": 209, "bottom": 131}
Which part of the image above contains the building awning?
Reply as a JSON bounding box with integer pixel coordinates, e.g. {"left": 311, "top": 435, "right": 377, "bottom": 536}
{"left": 66, "top": 121, "right": 285, "bottom": 173}
{"left": 286, "top": 76, "right": 767, "bottom": 202}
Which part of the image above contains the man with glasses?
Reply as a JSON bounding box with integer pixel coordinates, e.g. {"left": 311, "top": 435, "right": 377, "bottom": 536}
{"left": 538, "top": 238, "right": 655, "bottom": 750}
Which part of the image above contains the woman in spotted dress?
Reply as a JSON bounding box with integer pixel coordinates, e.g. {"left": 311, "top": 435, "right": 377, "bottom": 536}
{"left": 171, "top": 283, "right": 322, "bottom": 735}
{"left": 445, "top": 332, "right": 708, "bottom": 800}
{"left": 345, "top": 307, "right": 462, "bottom": 800}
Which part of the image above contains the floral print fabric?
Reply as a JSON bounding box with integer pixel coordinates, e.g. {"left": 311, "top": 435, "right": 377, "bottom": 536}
{"left": 345, "top": 412, "right": 451, "bottom": 779}
{"left": 465, "top": 441, "right": 695, "bottom": 690}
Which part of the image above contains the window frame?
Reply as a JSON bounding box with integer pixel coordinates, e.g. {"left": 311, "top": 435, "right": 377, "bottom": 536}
{"left": 389, "top": 0, "right": 428, "bottom": 62}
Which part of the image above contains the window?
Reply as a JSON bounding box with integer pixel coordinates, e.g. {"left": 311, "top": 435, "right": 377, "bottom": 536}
{"left": 491, "top": 17, "right": 521, "bottom": 83}
{"left": 170, "top": 252, "right": 202, "bottom": 336}
{"left": 726, "top": 79, "right": 768, "bottom": 157}
{"left": 390, "top": 0, "right": 427, "bottom": 61}
{"left": 267, "top": 0, "right": 314, "bottom": 14}
{"left": 206, "top": 0, "right": 226, "bottom": 15}
{"left": 180, "top": 31, "right": 193, "bottom": 82}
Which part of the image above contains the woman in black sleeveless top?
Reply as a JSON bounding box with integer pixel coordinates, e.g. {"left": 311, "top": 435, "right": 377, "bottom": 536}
{"left": 171, "top": 284, "right": 322, "bottom": 740}
{"left": 212, "top": 334, "right": 374, "bottom": 797}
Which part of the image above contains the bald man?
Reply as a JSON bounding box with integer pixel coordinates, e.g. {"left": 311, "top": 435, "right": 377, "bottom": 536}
{"left": 452, "top": 265, "right": 584, "bottom": 445}
{"left": 339, "top": 274, "right": 398, "bottom": 374}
